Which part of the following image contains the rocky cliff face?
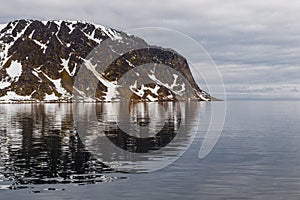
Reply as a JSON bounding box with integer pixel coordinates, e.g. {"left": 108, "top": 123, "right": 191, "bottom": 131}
{"left": 0, "top": 19, "right": 212, "bottom": 102}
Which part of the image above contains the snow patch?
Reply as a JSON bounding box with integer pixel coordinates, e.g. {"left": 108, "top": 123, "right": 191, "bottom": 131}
{"left": 41, "top": 21, "right": 48, "bottom": 26}
{"left": 66, "top": 22, "right": 75, "bottom": 33}
{"left": 53, "top": 20, "right": 63, "bottom": 27}
{"left": 0, "top": 24, "right": 6, "bottom": 31}
{"left": 0, "top": 91, "right": 31, "bottom": 101}
{"left": 6, "top": 60, "right": 22, "bottom": 81}
{"left": 60, "top": 58, "right": 76, "bottom": 76}
{"left": 0, "top": 81, "right": 11, "bottom": 89}
{"left": 44, "top": 93, "right": 58, "bottom": 101}
{"left": 61, "top": 58, "right": 69, "bottom": 68}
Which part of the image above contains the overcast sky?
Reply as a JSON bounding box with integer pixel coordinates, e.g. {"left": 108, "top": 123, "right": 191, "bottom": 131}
{"left": 0, "top": 0, "right": 299, "bottom": 99}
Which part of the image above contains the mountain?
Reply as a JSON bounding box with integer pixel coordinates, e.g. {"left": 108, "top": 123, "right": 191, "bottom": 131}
{"left": 0, "top": 19, "right": 213, "bottom": 102}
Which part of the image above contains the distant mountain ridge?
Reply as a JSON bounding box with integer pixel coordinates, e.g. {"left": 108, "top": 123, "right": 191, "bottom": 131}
{"left": 0, "top": 19, "right": 212, "bottom": 102}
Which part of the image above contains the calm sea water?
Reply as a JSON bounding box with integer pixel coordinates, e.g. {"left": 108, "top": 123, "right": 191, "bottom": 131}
{"left": 0, "top": 100, "right": 300, "bottom": 200}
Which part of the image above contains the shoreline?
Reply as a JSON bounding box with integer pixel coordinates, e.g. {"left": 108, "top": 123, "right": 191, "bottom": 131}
{"left": 0, "top": 98, "right": 215, "bottom": 104}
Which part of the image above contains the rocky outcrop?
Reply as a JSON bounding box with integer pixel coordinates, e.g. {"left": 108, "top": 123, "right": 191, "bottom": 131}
{"left": 0, "top": 19, "right": 212, "bottom": 102}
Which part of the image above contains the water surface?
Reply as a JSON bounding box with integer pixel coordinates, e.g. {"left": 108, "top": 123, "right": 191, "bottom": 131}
{"left": 0, "top": 101, "right": 300, "bottom": 200}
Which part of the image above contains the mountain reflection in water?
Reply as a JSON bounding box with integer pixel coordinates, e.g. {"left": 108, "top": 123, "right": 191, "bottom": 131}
{"left": 0, "top": 102, "right": 203, "bottom": 189}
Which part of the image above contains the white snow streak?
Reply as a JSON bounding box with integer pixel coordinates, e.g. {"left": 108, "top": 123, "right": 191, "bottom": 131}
{"left": 84, "top": 59, "right": 118, "bottom": 101}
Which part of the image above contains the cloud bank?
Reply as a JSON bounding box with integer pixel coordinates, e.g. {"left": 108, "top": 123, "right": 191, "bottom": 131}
{"left": 0, "top": 0, "right": 299, "bottom": 99}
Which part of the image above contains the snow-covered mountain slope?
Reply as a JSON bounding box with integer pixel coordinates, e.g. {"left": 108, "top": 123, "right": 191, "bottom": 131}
{"left": 0, "top": 19, "right": 212, "bottom": 102}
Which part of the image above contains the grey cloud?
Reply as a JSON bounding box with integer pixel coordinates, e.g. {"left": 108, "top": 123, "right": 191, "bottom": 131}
{"left": 0, "top": 0, "right": 299, "bottom": 99}
{"left": 217, "top": 63, "right": 300, "bottom": 99}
